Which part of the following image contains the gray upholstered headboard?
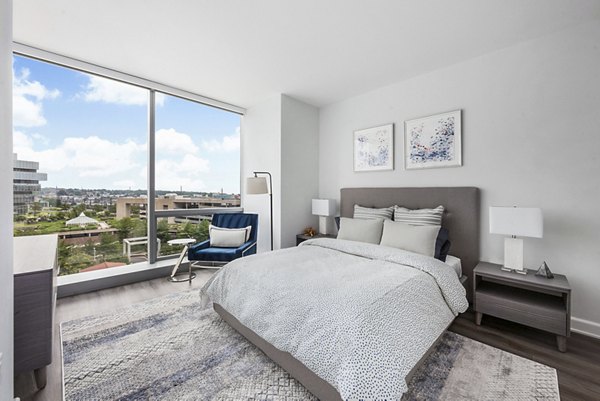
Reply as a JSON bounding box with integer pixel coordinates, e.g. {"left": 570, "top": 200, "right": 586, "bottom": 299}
{"left": 340, "top": 187, "right": 480, "bottom": 299}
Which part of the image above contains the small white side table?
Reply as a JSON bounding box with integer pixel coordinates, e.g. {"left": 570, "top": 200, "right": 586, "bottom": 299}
{"left": 168, "top": 238, "right": 197, "bottom": 283}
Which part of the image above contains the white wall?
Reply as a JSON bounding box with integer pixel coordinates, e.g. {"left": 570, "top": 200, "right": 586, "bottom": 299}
{"left": 0, "top": 0, "right": 13, "bottom": 398}
{"left": 319, "top": 20, "right": 600, "bottom": 337}
{"left": 242, "top": 94, "right": 319, "bottom": 252}
{"left": 241, "top": 95, "right": 282, "bottom": 253}
{"left": 281, "top": 95, "right": 319, "bottom": 248}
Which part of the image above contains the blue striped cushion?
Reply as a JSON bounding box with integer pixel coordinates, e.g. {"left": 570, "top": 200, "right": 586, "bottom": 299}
{"left": 394, "top": 205, "right": 444, "bottom": 226}
{"left": 353, "top": 205, "right": 394, "bottom": 220}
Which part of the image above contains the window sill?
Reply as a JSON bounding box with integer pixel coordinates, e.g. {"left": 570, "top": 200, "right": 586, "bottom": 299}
{"left": 57, "top": 258, "right": 178, "bottom": 298}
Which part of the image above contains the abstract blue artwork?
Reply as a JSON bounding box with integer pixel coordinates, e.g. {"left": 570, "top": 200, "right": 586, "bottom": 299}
{"left": 354, "top": 124, "right": 394, "bottom": 172}
{"left": 405, "top": 110, "right": 462, "bottom": 170}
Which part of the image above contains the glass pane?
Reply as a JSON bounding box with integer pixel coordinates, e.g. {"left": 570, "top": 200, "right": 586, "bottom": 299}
{"left": 12, "top": 55, "right": 148, "bottom": 275}
{"left": 156, "top": 214, "right": 212, "bottom": 258}
{"left": 154, "top": 93, "right": 241, "bottom": 205}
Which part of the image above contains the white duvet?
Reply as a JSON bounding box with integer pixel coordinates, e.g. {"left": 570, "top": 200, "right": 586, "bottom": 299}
{"left": 200, "top": 238, "right": 468, "bottom": 400}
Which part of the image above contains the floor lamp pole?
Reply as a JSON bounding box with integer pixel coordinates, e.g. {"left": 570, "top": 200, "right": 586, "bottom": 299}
{"left": 253, "top": 171, "right": 274, "bottom": 251}
{"left": 269, "top": 192, "right": 273, "bottom": 251}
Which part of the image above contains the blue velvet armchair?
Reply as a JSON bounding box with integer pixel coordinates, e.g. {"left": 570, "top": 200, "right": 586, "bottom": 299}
{"left": 187, "top": 213, "right": 258, "bottom": 265}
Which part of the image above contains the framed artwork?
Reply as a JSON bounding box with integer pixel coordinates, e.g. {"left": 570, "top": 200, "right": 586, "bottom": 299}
{"left": 404, "top": 110, "right": 462, "bottom": 170}
{"left": 353, "top": 123, "right": 394, "bottom": 172}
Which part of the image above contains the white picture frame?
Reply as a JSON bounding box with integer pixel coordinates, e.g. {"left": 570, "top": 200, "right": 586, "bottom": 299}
{"left": 353, "top": 123, "right": 394, "bottom": 172}
{"left": 404, "top": 110, "right": 462, "bottom": 170}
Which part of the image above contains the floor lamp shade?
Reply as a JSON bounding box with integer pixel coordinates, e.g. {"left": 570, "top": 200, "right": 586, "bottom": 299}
{"left": 246, "top": 177, "right": 269, "bottom": 195}
{"left": 489, "top": 207, "right": 543, "bottom": 272}
{"left": 246, "top": 171, "right": 273, "bottom": 251}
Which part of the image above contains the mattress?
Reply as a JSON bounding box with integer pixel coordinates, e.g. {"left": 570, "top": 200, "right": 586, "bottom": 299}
{"left": 445, "top": 255, "right": 462, "bottom": 277}
{"left": 201, "top": 238, "right": 468, "bottom": 399}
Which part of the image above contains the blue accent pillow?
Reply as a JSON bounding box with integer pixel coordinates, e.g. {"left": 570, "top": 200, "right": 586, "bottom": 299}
{"left": 435, "top": 227, "right": 451, "bottom": 262}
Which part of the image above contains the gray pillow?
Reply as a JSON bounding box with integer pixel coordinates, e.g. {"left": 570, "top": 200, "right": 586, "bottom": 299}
{"left": 393, "top": 205, "right": 444, "bottom": 226}
{"left": 353, "top": 205, "right": 394, "bottom": 220}
{"left": 337, "top": 217, "right": 384, "bottom": 244}
{"left": 379, "top": 220, "right": 440, "bottom": 257}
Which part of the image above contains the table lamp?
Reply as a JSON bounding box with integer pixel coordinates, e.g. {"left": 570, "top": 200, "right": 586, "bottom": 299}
{"left": 312, "top": 199, "right": 336, "bottom": 235}
{"left": 489, "top": 206, "right": 543, "bottom": 274}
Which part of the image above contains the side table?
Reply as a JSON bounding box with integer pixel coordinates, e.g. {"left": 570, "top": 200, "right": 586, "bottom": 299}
{"left": 473, "top": 261, "right": 571, "bottom": 352}
{"left": 168, "top": 238, "right": 197, "bottom": 283}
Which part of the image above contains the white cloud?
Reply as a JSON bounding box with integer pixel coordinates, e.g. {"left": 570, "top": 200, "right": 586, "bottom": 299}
{"left": 155, "top": 128, "right": 199, "bottom": 155}
{"left": 13, "top": 68, "right": 60, "bottom": 127}
{"left": 153, "top": 154, "right": 210, "bottom": 192}
{"left": 136, "top": 129, "right": 211, "bottom": 192}
{"left": 13, "top": 130, "right": 33, "bottom": 149}
{"left": 81, "top": 75, "right": 165, "bottom": 106}
{"left": 13, "top": 132, "right": 145, "bottom": 178}
{"left": 202, "top": 127, "right": 240, "bottom": 152}
{"left": 31, "top": 133, "right": 50, "bottom": 146}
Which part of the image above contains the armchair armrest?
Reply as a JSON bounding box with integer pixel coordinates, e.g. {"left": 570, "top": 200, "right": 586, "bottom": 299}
{"left": 189, "top": 239, "right": 210, "bottom": 252}
{"left": 239, "top": 241, "right": 257, "bottom": 256}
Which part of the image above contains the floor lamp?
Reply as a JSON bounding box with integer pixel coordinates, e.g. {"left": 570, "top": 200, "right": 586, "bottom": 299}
{"left": 246, "top": 171, "right": 273, "bottom": 251}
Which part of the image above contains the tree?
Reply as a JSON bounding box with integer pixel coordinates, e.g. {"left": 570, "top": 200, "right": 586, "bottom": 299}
{"left": 113, "top": 217, "right": 136, "bottom": 241}
{"left": 14, "top": 214, "right": 26, "bottom": 222}
{"left": 61, "top": 250, "right": 94, "bottom": 275}
{"left": 68, "top": 204, "right": 86, "bottom": 219}
{"left": 30, "top": 202, "right": 42, "bottom": 215}
{"left": 157, "top": 219, "right": 170, "bottom": 243}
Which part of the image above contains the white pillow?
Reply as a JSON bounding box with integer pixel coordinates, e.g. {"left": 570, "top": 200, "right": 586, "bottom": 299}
{"left": 393, "top": 205, "right": 444, "bottom": 226}
{"left": 379, "top": 220, "right": 439, "bottom": 257}
{"left": 353, "top": 205, "right": 394, "bottom": 220}
{"left": 337, "top": 217, "right": 384, "bottom": 244}
{"left": 209, "top": 225, "right": 252, "bottom": 248}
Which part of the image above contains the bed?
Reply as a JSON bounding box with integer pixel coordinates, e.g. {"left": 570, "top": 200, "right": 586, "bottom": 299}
{"left": 201, "top": 187, "right": 480, "bottom": 400}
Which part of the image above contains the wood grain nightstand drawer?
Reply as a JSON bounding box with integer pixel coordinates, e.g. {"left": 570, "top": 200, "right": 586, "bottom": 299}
{"left": 473, "top": 261, "right": 571, "bottom": 352}
{"left": 476, "top": 282, "right": 567, "bottom": 335}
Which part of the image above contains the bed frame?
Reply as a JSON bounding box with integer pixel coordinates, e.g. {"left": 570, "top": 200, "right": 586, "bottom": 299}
{"left": 216, "top": 186, "right": 480, "bottom": 400}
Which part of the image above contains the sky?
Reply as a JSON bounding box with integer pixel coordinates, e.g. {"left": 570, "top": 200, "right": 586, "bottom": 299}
{"left": 12, "top": 55, "right": 241, "bottom": 194}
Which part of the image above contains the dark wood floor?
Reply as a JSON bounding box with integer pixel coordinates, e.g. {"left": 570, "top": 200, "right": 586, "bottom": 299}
{"left": 18, "top": 272, "right": 600, "bottom": 401}
{"left": 449, "top": 311, "right": 600, "bottom": 401}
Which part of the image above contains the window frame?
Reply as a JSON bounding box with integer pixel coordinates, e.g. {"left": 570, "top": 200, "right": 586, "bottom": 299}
{"left": 12, "top": 43, "right": 245, "bottom": 285}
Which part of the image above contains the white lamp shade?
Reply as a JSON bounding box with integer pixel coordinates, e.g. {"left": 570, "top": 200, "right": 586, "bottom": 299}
{"left": 246, "top": 177, "right": 269, "bottom": 194}
{"left": 312, "top": 199, "right": 336, "bottom": 217}
{"left": 489, "top": 207, "right": 543, "bottom": 238}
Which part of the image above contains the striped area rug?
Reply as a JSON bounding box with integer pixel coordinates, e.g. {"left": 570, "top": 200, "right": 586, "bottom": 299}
{"left": 62, "top": 290, "right": 560, "bottom": 401}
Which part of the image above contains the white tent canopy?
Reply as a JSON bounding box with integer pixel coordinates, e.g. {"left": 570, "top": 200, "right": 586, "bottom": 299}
{"left": 65, "top": 212, "right": 99, "bottom": 227}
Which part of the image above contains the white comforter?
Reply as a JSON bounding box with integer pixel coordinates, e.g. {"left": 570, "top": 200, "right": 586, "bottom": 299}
{"left": 200, "top": 238, "right": 468, "bottom": 400}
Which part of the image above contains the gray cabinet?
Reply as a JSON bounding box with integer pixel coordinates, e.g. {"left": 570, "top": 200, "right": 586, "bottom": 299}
{"left": 474, "top": 261, "right": 571, "bottom": 352}
{"left": 14, "top": 234, "right": 58, "bottom": 388}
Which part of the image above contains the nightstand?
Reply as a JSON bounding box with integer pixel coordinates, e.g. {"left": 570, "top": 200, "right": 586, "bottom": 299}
{"left": 473, "top": 261, "right": 571, "bottom": 352}
{"left": 296, "top": 233, "right": 336, "bottom": 246}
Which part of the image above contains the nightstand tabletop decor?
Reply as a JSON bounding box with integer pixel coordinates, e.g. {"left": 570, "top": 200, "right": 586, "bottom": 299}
{"left": 296, "top": 233, "right": 336, "bottom": 246}
{"left": 473, "top": 261, "right": 571, "bottom": 352}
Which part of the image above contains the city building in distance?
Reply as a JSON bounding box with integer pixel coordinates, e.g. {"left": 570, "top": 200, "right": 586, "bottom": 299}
{"left": 116, "top": 193, "right": 241, "bottom": 222}
{"left": 13, "top": 153, "right": 47, "bottom": 214}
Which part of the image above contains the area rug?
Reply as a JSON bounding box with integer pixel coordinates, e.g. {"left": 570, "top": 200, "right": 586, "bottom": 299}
{"left": 62, "top": 290, "right": 560, "bottom": 401}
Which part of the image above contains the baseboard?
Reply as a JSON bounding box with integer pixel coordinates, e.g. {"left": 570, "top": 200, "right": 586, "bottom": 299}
{"left": 571, "top": 317, "right": 600, "bottom": 339}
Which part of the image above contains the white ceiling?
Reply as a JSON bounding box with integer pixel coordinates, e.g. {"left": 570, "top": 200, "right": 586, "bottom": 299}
{"left": 13, "top": 0, "right": 600, "bottom": 108}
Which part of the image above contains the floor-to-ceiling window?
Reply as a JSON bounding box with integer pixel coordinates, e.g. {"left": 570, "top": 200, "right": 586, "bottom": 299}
{"left": 12, "top": 52, "right": 242, "bottom": 276}
{"left": 154, "top": 93, "right": 241, "bottom": 259}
